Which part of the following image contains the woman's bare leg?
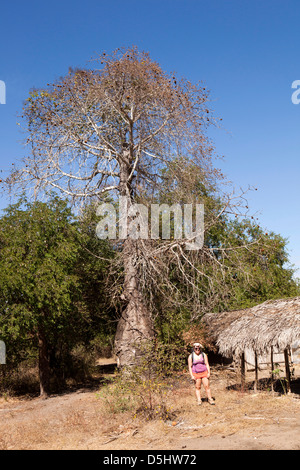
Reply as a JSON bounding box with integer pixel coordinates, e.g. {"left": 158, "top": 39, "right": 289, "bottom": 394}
{"left": 202, "top": 377, "right": 212, "bottom": 400}
{"left": 195, "top": 378, "right": 202, "bottom": 403}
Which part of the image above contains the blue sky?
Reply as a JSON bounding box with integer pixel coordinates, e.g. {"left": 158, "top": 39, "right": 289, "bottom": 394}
{"left": 1, "top": 0, "right": 300, "bottom": 272}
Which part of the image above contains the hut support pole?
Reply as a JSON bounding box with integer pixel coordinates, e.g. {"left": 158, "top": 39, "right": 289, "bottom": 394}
{"left": 254, "top": 351, "right": 258, "bottom": 393}
{"left": 284, "top": 348, "right": 291, "bottom": 394}
{"left": 270, "top": 346, "right": 274, "bottom": 394}
{"left": 241, "top": 353, "right": 246, "bottom": 391}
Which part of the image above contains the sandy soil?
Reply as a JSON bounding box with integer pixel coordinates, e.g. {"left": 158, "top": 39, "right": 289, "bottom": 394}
{"left": 0, "top": 366, "right": 299, "bottom": 450}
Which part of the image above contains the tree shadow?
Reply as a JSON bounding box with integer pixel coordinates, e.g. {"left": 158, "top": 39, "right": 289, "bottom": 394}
{"left": 226, "top": 376, "right": 300, "bottom": 395}
{"left": 0, "top": 362, "right": 118, "bottom": 399}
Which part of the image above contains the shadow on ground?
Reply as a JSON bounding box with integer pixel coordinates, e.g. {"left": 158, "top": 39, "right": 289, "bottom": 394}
{"left": 227, "top": 376, "right": 300, "bottom": 396}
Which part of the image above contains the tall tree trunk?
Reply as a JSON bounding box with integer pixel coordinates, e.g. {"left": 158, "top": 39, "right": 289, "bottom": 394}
{"left": 115, "top": 238, "right": 155, "bottom": 367}
{"left": 38, "top": 328, "right": 51, "bottom": 397}
{"left": 114, "top": 148, "right": 155, "bottom": 367}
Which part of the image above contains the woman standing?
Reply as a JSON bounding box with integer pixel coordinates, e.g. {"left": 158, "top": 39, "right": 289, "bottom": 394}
{"left": 188, "top": 342, "right": 215, "bottom": 405}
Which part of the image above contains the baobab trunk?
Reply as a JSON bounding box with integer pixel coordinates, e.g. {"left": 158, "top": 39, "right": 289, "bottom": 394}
{"left": 114, "top": 149, "right": 155, "bottom": 367}
{"left": 114, "top": 238, "right": 155, "bottom": 367}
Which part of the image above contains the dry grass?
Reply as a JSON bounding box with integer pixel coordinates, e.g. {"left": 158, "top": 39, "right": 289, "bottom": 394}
{"left": 0, "top": 366, "right": 299, "bottom": 450}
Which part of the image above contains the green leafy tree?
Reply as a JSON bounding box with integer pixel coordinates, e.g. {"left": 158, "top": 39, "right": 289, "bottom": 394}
{"left": 0, "top": 197, "right": 84, "bottom": 396}
{"left": 75, "top": 201, "right": 117, "bottom": 356}
{"left": 217, "top": 219, "right": 300, "bottom": 310}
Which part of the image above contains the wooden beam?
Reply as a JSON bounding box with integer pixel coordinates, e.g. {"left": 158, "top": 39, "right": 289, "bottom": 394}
{"left": 270, "top": 346, "right": 274, "bottom": 394}
{"left": 254, "top": 351, "right": 258, "bottom": 393}
{"left": 241, "top": 352, "right": 246, "bottom": 390}
{"left": 284, "top": 348, "right": 291, "bottom": 394}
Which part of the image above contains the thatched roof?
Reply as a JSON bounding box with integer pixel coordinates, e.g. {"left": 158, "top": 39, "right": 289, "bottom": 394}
{"left": 203, "top": 297, "right": 300, "bottom": 358}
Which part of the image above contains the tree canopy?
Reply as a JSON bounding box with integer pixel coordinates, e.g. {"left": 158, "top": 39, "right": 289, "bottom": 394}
{"left": 0, "top": 196, "right": 115, "bottom": 395}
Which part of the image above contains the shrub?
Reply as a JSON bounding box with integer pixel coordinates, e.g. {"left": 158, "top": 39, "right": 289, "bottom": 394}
{"left": 97, "top": 340, "right": 178, "bottom": 421}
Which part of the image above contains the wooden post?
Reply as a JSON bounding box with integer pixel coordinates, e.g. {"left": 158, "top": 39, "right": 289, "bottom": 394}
{"left": 241, "top": 352, "right": 246, "bottom": 391}
{"left": 284, "top": 348, "right": 291, "bottom": 394}
{"left": 254, "top": 351, "right": 258, "bottom": 393}
{"left": 270, "top": 346, "right": 274, "bottom": 394}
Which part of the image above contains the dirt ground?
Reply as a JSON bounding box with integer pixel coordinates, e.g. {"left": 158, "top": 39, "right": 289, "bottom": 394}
{"left": 0, "top": 364, "right": 299, "bottom": 450}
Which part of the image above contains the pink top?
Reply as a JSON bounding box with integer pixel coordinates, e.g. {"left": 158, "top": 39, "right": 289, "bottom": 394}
{"left": 191, "top": 352, "right": 207, "bottom": 374}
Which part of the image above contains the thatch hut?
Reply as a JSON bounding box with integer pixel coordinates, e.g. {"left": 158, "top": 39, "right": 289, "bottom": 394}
{"left": 203, "top": 297, "right": 300, "bottom": 392}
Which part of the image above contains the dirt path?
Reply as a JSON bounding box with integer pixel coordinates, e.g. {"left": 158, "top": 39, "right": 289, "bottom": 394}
{"left": 176, "top": 413, "right": 300, "bottom": 450}
{"left": 0, "top": 369, "right": 299, "bottom": 450}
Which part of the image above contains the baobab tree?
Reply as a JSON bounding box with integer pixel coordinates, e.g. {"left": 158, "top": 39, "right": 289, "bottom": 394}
{"left": 7, "top": 47, "right": 260, "bottom": 366}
